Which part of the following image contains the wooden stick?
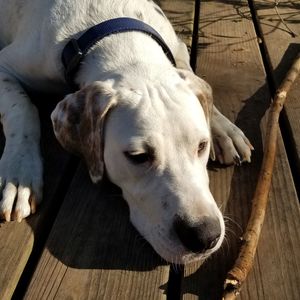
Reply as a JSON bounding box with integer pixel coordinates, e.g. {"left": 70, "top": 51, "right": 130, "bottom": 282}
{"left": 222, "top": 52, "right": 300, "bottom": 300}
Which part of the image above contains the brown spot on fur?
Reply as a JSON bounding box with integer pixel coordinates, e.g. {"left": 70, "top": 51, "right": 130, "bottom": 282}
{"left": 62, "top": 101, "right": 67, "bottom": 112}
{"left": 87, "top": 84, "right": 103, "bottom": 99}
{"left": 136, "top": 11, "right": 144, "bottom": 20}
{"left": 53, "top": 119, "right": 63, "bottom": 134}
{"left": 162, "top": 201, "right": 169, "bottom": 210}
{"left": 67, "top": 103, "right": 81, "bottom": 124}
{"left": 178, "top": 71, "right": 186, "bottom": 80}
{"left": 75, "top": 91, "right": 86, "bottom": 111}
{"left": 53, "top": 83, "right": 116, "bottom": 183}
{"left": 66, "top": 90, "right": 86, "bottom": 125}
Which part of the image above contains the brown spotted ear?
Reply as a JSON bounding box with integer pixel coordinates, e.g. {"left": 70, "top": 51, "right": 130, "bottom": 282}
{"left": 177, "top": 69, "right": 215, "bottom": 160}
{"left": 177, "top": 69, "right": 213, "bottom": 123}
{"left": 51, "top": 82, "right": 117, "bottom": 183}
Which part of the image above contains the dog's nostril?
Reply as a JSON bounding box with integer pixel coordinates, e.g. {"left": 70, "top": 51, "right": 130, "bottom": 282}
{"left": 173, "top": 216, "right": 221, "bottom": 253}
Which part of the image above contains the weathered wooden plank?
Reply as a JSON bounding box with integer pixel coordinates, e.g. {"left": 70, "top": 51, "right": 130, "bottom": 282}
{"left": 0, "top": 99, "right": 75, "bottom": 300}
{"left": 254, "top": 0, "right": 300, "bottom": 176}
{"left": 182, "top": 1, "right": 300, "bottom": 299}
{"left": 24, "top": 1, "right": 196, "bottom": 299}
{"left": 24, "top": 165, "right": 169, "bottom": 300}
{"left": 158, "top": 0, "right": 195, "bottom": 48}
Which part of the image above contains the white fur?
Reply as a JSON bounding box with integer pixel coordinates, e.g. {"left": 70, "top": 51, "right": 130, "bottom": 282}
{"left": 0, "top": 0, "right": 252, "bottom": 263}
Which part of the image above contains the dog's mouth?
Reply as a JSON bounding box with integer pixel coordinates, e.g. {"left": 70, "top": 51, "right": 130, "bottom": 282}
{"left": 123, "top": 188, "right": 224, "bottom": 264}
{"left": 148, "top": 231, "right": 224, "bottom": 265}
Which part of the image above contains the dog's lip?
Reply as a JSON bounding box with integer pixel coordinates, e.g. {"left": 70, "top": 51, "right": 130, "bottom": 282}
{"left": 176, "top": 231, "right": 225, "bottom": 264}
{"left": 148, "top": 233, "right": 217, "bottom": 264}
{"left": 162, "top": 249, "right": 210, "bottom": 265}
{"left": 173, "top": 247, "right": 218, "bottom": 264}
{"left": 181, "top": 252, "right": 209, "bottom": 264}
{"left": 129, "top": 209, "right": 225, "bottom": 264}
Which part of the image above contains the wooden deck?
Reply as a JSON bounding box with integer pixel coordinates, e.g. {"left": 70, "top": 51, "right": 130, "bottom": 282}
{"left": 0, "top": 1, "right": 299, "bottom": 299}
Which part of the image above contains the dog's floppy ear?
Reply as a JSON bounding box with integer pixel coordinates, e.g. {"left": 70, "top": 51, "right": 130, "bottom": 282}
{"left": 177, "top": 69, "right": 213, "bottom": 123}
{"left": 177, "top": 69, "right": 215, "bottom": 160}
{"left": 51, "top": 82, "right": 117, "bottom": 183}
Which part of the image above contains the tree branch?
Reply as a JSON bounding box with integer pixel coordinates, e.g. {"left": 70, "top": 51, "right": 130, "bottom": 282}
{"left": 222, "top": 52, "right": 300, "bottom": 300}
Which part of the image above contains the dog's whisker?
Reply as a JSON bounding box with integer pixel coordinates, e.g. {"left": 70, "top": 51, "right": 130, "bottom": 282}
{"left": 221, "top": 235, "right": 231, "bottom": 256}
{"left": 224, "top": 227, "right": 240, "bottom": 239}
{"left": 223, "top": 215, "right": 243, "bottom": 234}
{"left": 218, "top": 201, "right": 226, "bottom": 210}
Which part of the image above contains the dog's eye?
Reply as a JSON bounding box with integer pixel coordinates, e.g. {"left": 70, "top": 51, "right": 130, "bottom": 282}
{"left": 198, "top": 141, "right": 208, "bottom": 155}
{"left": 124, "top": 151, "right": 151, "bottom": 164}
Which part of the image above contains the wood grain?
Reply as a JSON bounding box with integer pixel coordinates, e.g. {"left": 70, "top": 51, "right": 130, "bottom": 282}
{"left": 3, "top": 1, "right": 299, "bottom": 299}
{"left": 0, "top": 99, "right": 75, "bottom": 300}
{"left": 182, "top": 1, "right": 300, "bottom": 299}
{"left": 158, "top": 0, "right": 195, "bottom": 48}
{"left": 24, "top": 165, "right": 169, "bottom": 300}
{"left": 254, "top": 0, "right": 300, "bottom": 176}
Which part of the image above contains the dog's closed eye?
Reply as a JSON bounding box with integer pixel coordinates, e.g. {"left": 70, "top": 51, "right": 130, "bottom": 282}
{"left": 124, "top": 151, "right": 154, "bottom": 165}
{"left": 198, "top": 140, "right": 208, "bottom": 156}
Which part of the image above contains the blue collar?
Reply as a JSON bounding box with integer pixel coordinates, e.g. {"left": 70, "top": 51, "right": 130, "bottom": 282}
{"left": 61, "top": 17, "right": 176, "bottom": 88}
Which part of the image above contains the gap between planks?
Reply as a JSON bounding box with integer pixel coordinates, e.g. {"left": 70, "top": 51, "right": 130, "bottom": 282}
{"left": 182, "top": 0, "right": 300, "bottom": 299}
{"left": 250, "top": 0, "right": 300, "bottom": 198}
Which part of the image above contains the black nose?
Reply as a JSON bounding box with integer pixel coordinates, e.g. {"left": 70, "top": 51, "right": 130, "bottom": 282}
{"left": 173, "top": 215, "right": 221, "bottom": 253}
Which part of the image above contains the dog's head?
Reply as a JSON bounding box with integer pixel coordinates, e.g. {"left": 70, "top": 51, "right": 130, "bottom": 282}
{"left": 51, "top": 70, "right": 224, "bottom": 264}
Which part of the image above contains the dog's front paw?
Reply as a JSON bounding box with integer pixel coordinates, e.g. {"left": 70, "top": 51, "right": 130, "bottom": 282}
{"left": 0, "top": 146, "right": 43, "bottom": 222}
{"left": 211, "top": 108, "right": 254, "bottom": 165}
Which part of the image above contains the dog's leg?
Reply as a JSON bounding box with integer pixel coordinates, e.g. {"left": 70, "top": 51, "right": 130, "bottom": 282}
{"left": 211, "top": 106, "right": 253, "bottom": 165}
{"left": 0, "top": 71, "right": 43, "bottom": 222}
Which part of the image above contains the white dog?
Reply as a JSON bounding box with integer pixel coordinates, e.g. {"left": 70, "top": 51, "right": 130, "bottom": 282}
{"left": 0, "top": 0, "right": 253, "bottom": 264}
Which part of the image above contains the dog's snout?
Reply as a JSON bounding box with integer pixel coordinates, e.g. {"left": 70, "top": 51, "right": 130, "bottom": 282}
{"left": 173, "top": 215, "right": 221, "bottom": 253}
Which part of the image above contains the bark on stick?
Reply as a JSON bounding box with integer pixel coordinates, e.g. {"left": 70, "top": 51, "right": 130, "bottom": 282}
{"left": 222, "top": 52, "right": 300, "bottom": 300}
